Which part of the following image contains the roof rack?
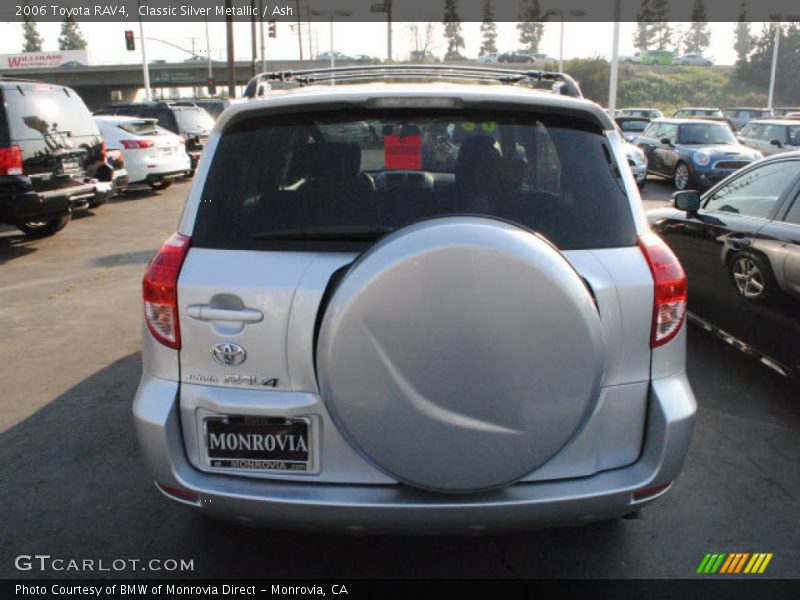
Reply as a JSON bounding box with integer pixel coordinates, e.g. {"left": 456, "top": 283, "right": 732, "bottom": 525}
{"left": 243, "top": 64, "right": 583, "bottom": 99}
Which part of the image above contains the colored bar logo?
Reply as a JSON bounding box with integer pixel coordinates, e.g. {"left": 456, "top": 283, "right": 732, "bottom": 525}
{"left": 697, "top": 553, "right": 773, "bottom": 574}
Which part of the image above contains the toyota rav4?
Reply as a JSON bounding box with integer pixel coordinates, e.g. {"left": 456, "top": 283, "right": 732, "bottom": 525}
{"left": 133, "top": 66, "right": 696, "bottom": 533}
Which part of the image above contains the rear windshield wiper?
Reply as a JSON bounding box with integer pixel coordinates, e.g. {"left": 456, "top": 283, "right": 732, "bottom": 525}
{"left": 252, "top": 225, "right": 394, "bottom": 242}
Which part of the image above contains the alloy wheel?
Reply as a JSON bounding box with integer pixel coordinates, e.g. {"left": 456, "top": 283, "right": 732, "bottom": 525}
{"left": 732, "top": 257, "right": 765, "bottom": 298}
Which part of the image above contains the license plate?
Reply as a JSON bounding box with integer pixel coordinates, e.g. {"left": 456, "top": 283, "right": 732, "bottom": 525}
{"left": 205, "top": 416, "right": 311, "bottom": 472}
{"left": 160, "top": 146, "right": 174, "bottom": 155}
{"left": 60, "top": 158, "right": 80, "bottom": 172}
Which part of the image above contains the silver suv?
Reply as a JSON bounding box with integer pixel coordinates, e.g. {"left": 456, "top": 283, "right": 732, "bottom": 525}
{"left": 134, "top": 67, "right": 696, "bottom": 533}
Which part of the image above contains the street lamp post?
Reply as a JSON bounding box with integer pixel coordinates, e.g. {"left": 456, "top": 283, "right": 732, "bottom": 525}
{"left": 767, "top": 21, "right": 781, "bottom": 111}
{"left": 543, "top": 9, "right": 586, "bottom": 73}
{"left": 137, "top": 0, "right": 151, "bottom": 101}
{"left": 309, "top": 9, "right": 352, "bottom": 83}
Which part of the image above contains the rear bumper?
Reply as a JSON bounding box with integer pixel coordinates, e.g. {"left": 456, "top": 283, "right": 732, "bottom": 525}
{"left": 133, "top": 373, "right": 696, "bottom": 533}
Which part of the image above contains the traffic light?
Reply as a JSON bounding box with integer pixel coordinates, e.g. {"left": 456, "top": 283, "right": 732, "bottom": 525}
{"left": 207, "top": 78, "right": 216, "bottom": 95}
{"left": 125, "top": 30, "right": 135, "bottom": 51}
{"left": 268, "top": 20, "right": 277, "bottom": 39}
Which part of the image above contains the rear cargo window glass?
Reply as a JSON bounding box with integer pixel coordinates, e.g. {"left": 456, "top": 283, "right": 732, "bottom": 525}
{"left": 193, "top": 110, "right": 637, "bottom": 251}
{"left": 4, "top": 85, "right": 99, "bottom": 142}
{"left": 117, "top": 120, "right": 159, "bottom": 135}
{"left": 174, "top": 108, "right": 214, "bottom": 133}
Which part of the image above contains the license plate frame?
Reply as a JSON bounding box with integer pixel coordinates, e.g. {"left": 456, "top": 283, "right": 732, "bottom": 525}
{"left": 203, "top": 415, "right": 313, "bottom": 473}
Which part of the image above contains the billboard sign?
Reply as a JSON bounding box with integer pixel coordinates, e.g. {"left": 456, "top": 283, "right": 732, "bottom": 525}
{"left": 0, "top": 50, "right": 89, "bottom": 70}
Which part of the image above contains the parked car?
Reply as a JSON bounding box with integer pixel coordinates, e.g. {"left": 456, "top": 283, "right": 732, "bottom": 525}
{"left": 497, "top": 52, "right": 535, "bottom": 64}
{"left": 618, "top": 107, "right": 664, "bottom": 119}
{"left": 737, "top": 120, "right": 800, "bottom": 157}
{"left": 172, "top": 98, "right": 232, "bottom": 120}
{"left": 95, "top": 116, "right": 191, "bottom": 191}
{"left": 635, "top": 118, "right": 762, "bottom": 190}
{"left": 94, "top": 102, "right": 214, "bottom": 173}
{"left": 476, "top": 53, "right": 498, "bottom": 63}
{"left": 104, "top": 148, "right": 129, "bottom": 196}
{"left": 623, "top": 138, "right": 648, "bottom": 189}
{"left": 723, "top": 107, "right": 772, "bottom": 131}
{"left": 773, "top": 107, "right": 800, "bottom": 117}
{"left": 672, "top": 107, "right": 724, "bottom": 118}
{"left": 672, "top": 54, "right": 713, "bottom": 66}
{"left": 134, "top": 72, "right": 696, "bottom": 531}
{"left": 316, "top": 51, "right": 354, "bottom": 62}
{"left": 648, "top": 152, "right": 800, "bottom": 377}
{"left": 0, "top": 80, "right": 113, "bottom": 237}
{"left": 616, "top": 116, "right": 651, "bottom": 142}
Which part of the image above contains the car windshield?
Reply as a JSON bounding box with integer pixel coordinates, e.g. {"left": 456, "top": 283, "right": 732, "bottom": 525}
{"left": 788, "top": 125, "right": 800, "bottom": 145}
{"left": 194, "top": 110, "right": 636, "bottom": 252}
{"left": 173, "top": 107, "right": 214, "bottom": 133}
{"left": 678, "top": 123, "right": 736, "bottom": 145}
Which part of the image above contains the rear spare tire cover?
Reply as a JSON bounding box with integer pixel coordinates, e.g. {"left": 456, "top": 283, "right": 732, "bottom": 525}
{"left": 316, "top": 217, "right": 605, "bottom": 493}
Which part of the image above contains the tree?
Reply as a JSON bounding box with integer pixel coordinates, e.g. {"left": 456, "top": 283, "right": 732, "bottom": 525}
{"left": 480, "top": 0, "right": 498, "bottom": 56}
{"left": 733, "top": 1, "right": 753, "bottom": 67}
{"left": 650, "top": 0, "right": 673, "bottom": 51}
{"left": 517, "top": 0, "right": 545, "bottom": 54}
{"left": 58, "top": 18, "right": 87, "bottom": 50}
{"left": 442, "top": 0, "right": 465, "bottom": 60}
{"left": 736, "top": 23, "right": 800, "bottom": 105}
{"left": 21, "top": 10, "right": 43, "bottom": 53}
{"left": 407, "top": 22, "right": 437, "bottom": 62}
{"left": 684, "top": 0, "right": 710, "bottom": 54}
{"left": 634, "top": 0, "right": 655, "bottom": 52}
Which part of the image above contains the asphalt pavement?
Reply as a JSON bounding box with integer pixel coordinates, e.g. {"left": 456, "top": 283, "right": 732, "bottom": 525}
{"left": 0, "top": 178, "right": 797, "bottom": 579}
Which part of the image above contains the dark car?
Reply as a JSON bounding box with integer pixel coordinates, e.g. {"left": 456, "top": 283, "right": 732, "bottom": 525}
{"left": 615, "top": 116, "right": 650, "bottom": 142}
{"left": 94, "top": 102, "right": 214, "bottom": 173}
{"left": 497, "top": 52, "right": 535, "bottom": 64}
{"left": 647, "top": 152, "right": 800, "bottom": 377}
{"left": 635, "top": 118, "right": 761, "bottom": 190}
{"left": 0, "top": 80, "right": 113, "bottom": 236}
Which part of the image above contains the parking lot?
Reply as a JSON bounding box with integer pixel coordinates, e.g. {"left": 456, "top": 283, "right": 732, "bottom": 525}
{"left": 1, "top": 177, "right": 798, "bottom": 579}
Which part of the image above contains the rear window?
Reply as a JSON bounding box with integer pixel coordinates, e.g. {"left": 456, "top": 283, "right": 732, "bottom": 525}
{"left": 116, "top": 119, "right": 159, "bottom": 135}
{"left": 193, "top": 110, "right": 637, "bottom": 252}
{"left": 174, "top": 107, "right": 214, "bottom": 133}
{"left": 3, "top": 85, "right": 99, "bottom": 141}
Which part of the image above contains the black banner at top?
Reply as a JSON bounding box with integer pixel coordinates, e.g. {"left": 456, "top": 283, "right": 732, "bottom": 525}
{"left": 5, "top": 0, "right": 800, "bottom": 23}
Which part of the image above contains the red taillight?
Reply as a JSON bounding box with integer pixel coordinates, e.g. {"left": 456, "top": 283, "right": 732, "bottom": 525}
{"left": 639, "top": 233, "right": 687, "bottom": 348}
{"left": 143, "top": 233, "right": 191, "bottom": 349}
{"left": 633, "top": 481, "right": 672, "bottom": 500}
{"left": 0, "top": 145, "right": 24, "bottom": 176}
{"left": 101, "top": 140, "right": 107, "bottom": 162}
{"left": 156, "top": 482, "right": 199, "bottom": 502}
{"left": 120, "top": 139, "right": 156, "bottom": 149}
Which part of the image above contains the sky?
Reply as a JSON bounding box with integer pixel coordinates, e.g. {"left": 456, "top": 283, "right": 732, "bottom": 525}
{"left": 0, "top": 20, "right": 763, "bottom": 66}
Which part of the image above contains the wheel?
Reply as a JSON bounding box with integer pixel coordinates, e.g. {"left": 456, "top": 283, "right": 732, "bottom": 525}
{"left": 18, "top": 214, "right": 71, "bottom": 237}
{"left": 673, "top": 162, "right": 693, "bottom": 191}
{"left": 148, "top": 180, "right": 173, "bottom": 191}
{"left": 729, "top": 252, "right": 778, "bottom": 303}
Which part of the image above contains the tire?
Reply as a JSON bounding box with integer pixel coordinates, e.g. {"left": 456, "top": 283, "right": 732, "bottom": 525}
{"left": 673, "top": 161, "right": 693, "bottom": 191}
{"left": 148, "top": 180, "right": 173, "bottom": 191}
{"left": 729, "top": 252, "right": 779, "bottom": 303}
{"left": 17, "top": 214, "right": 71, "bottom": 237}
{"left": 316, "top": 217, "right": 604, "bottom": 493}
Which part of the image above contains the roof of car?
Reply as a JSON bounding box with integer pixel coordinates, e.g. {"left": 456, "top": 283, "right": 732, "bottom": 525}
{"left": 651, "top": 118, "right": 726, "bottom": 125}
{"left": 218, "top": 82, "right": 615, "bottom": 131}
{"left": 675, "top": 107, "right": 720, "bottom": 111}
{"left": 746, "top": 119, "right": 800, "bottom": 126}
{"left": 94, "top": 115, "right": 157, "bottom": 123}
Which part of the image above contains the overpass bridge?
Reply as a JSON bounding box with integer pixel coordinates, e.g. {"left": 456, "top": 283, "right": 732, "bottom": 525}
{"left": 0, "top": 60, "right": 323, "bottom": 108}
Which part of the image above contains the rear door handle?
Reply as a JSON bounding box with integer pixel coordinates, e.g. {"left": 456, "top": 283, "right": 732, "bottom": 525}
{"left": 186, "top": 305, "right": 263, "bottom": 323}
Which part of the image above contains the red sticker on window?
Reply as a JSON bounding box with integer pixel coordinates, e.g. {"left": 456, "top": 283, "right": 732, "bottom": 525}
{"left": 384, "top": 135, "right": 422, "bottom": 170}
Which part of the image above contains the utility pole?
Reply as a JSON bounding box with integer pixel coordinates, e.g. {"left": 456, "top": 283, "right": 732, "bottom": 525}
{"left": 259, "top": 0, "right": 266, "bottom": 72}
{"left": 608, "top": 0, "right": 621, "bottom": 118}
{"left": 767, "top": 21, "right": 781, "bottom": 111}
{"left": 225, "top": 0, "right": 235, "bottom": 97}
{"left": 137, "top": 0, "right": 151, "bottom": 101}
{"left": 387, "top": 0, "right": 392, "bottom": 63}
{"left": 251, "top": 0, "right": 257, "bottom": 77}
{"left": 296, "top": 0, "right": 303, "bottom": 59}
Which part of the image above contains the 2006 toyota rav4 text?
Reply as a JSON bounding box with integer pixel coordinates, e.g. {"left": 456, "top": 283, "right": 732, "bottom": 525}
{"left": 133, "top": 66, "right": 696, "bottom": 533}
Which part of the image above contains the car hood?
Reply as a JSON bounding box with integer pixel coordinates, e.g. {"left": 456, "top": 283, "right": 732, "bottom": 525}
{"left": 680, "top": 143, "right": 758, "bottom": 158}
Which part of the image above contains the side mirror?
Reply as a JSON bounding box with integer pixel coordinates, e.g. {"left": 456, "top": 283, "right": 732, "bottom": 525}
{"left": 770, "top": 138, "right": 783, "bottom": 148}
{"left": 660, "top": 137, "right": 673, "bottom": 146}
{"left": 672, "top": 190, "right": 701, "bottom": 216}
